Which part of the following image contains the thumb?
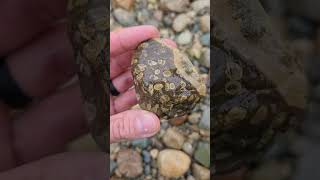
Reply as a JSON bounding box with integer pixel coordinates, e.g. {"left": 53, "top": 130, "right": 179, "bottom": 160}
{"left": 110, "top": 109, "right": 160, "bottom": 143}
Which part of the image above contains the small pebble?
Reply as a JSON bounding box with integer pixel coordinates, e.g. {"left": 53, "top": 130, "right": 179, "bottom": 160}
{"left": 153, "top": 10, "right": 163, "bottom": 21}
{"left": 158, "top": 149, "right": 191, "bottom": 178}
{"left": 173, "top": 13, "right": 193, "bottom": 32}
{"left": 113, "top": 8, "right": 136, "bottom": 26}
{"left": 163, "top": 14, "right": 173, "bottom": 26}
{"left": 182, "top": 142, "right": 194, "bottom": 155}
{"left": 200, "top": 47, "right": 210, "bottom": 68}
{"left": 192, "top": 22, "right": 200, "bottom": 33}
{"left": 200, "top": 33, "right": 210, "bottom": 46}
{"left": 194, "top": 141, "right": 210, "bottom": 168}
{"left": 189, "top": 132, "right": 201, "bottom": 141}
{"left": 142, "top": 150, "right": 152, "bottom": 163}
{"left": 177, "top": 30, "right": 193, "bottom": 45}
{"left": 144, "top": 164, "right": 151, "bottom": 175}
{"left": 117, "top": 149, "right": 143, "bottom": 178}
{"left": 161, "top": 121, "right": 170, "bottom": 129}
{"left": 150, "top": 149, "right": 159, "bottom": 159}
{"left": 199, "top": 15, "right": 210, "bottom": 32}
{"left": 188, "top": 113, "right": 201, "bottom": 124}
{"left": 110, "top": 160, "right": 117, "bottom": 175}
{"left": 137, "top": 9, "right": 151, "bottom": 23}
{"left": 162, "top": 128, "right": 186, "bottom": 149}
{"left": 191, "top": 0, "right": 210, "bottom": 13}
{"left": 189, "top": 40, "right": 203, "bottom": 59}
{"left": 199, "top": 105, "right": 210, "bottom": 129}
{"left": 192, "top": 163, "right": 210, "bottom": 180}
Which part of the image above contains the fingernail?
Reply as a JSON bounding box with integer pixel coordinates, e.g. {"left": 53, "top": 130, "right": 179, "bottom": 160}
{"left": 135, "top": 113, "right": 159, "bottom": 136}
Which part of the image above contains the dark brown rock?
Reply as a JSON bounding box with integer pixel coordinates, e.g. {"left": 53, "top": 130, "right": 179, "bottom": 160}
{"left": 132, "top": 39, "right": 206, "bottom": 119}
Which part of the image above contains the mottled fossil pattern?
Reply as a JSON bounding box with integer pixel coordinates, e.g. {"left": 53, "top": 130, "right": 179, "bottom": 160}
{"left": 132, "top": 39, "right": 206, "bottom": 119}
{"left": 67, "top": 0, "right": 108, "bottom": 152}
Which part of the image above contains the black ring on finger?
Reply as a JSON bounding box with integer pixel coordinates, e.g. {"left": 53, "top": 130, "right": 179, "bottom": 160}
{"left": 110, "top": 80, "right": 120, "bottom": 96}
{"left": 0, "top": 58, "right": 32, "bottom": 108}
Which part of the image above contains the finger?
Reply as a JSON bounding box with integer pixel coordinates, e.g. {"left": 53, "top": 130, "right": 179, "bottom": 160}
{"left": 162, "top": 38, "right": 177, "bottom": 48}
{"left": 6, "top": 22, "right": 75, "bottom": 98}
{"left": 0, "top": 152, "right": 107, "bottom": 180}
{"left": 110, "top": 88, "right": 137, "bottom": 115}
{"left": 13, "top": 85, "right": 88, "bottom": 163}
{"left": 110, "top": 25, "right": 159, "bottom": 57}
{"left": 110, "top": 50, "right": 133, "bottom": 79}
{"left": 0, "top": 0, "right": 67, "bottom": 55}
{"left": 110, "top": 38, "right": 176, "bottom": 79}
{"left": 110, "top": 109, "right": 160, "bottom": 143}
{"left": 111, "top": 70, "right": 133, "bottom": 93}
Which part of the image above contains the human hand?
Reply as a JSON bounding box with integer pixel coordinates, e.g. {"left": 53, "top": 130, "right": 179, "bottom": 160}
{"left": 110, "top": 25, "right": 177, "bottom": 143}
{"left": 0, "top": 1, "right": 106, "bottom": 179}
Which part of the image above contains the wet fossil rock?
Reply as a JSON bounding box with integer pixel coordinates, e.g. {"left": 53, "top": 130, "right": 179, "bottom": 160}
{"left": 132, "top": 39, "right": 206, "bottom": 119}
{"left": 212, "top": 0, "right": 307, "bottom": 174}
{"left": 68, "top": 0, "right": 108, "bottom": 152}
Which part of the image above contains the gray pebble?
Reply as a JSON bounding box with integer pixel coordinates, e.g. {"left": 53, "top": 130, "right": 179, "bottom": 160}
{"left": 163, "top": 15, "right": 173, "bottom": 27}
{"left": 194, "top": 141, "right": 210, "bottom": 168}
{"left": 142, "top": 150, "right": 152, "bottom": 163}
{"left": 192, "top": 22, "right": 200, "bottom": 33}
{"left": 110, "top": 160, "right": 117, "bottom": 175}
{"left": 113, "top": 8, "right": 136, "bottom": 26}
{"left": 173, "top": 13, "right": 193, "bottom": 32}
{"left": 177, "top": 30, "right": 193, "bottom": 45}
{"left": 137, "top": 9, "right": 151, "bottom": 23}
{"left": 144, "top": 164, "right": 151, "bottom": 175}
{"left": 161, "top": 121, "right": 169, "bottom": 129}
{"left": 191, "top": 0, "right": 210, "bottom": 14}
{"left": 199, "top": 105, "right": 210, "bottom": 129}
{"left": 182, "top": 142, "right": 194, "bottom": 155}
{"left": 200, "top": 47, "right": 210, "bottom": 68}
{"left": 200, "top": 33, "right": 210, "bottom": 46}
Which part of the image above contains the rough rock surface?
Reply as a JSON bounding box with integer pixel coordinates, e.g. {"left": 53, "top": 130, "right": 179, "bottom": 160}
{"left": 132, "top": 39, "right": 206, "bottom": 119}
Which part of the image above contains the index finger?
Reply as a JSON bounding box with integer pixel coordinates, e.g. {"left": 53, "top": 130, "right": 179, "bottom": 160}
{"left": 110, "top": 25, "right": 160, "bottom": 57}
